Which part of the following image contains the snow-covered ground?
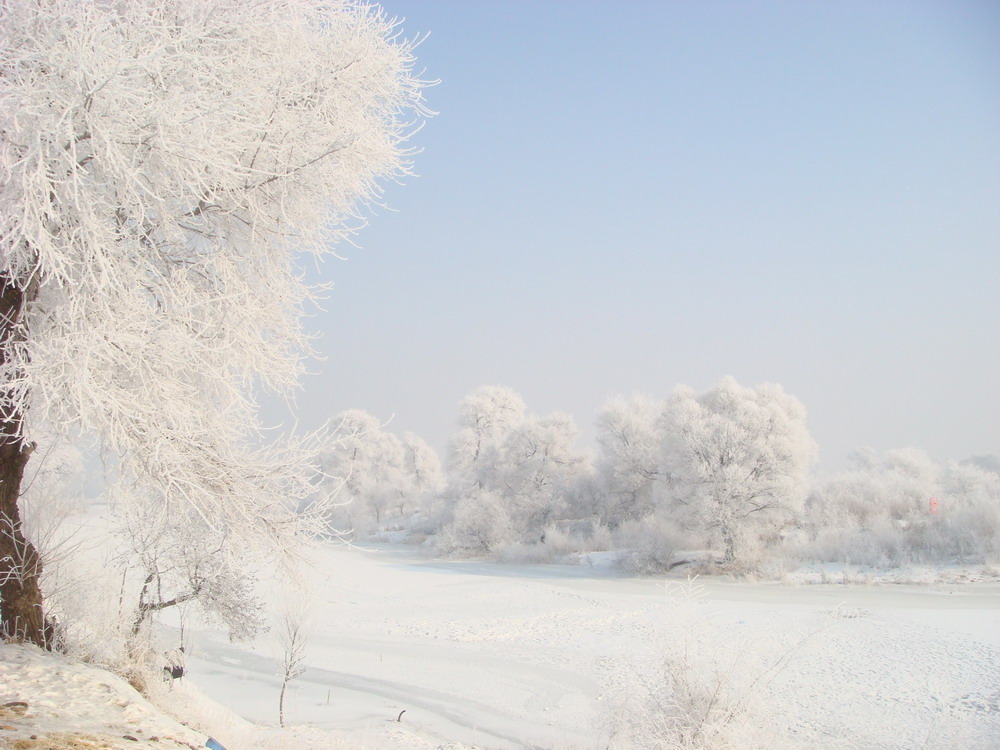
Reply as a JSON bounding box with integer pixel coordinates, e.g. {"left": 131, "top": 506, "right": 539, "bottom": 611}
{"left": 0, "top": 642, "right": 208, "bottom": 748}
{"left": 3, "top": 540, "right": 999, "bottom": 749}
{"left": 177, "top": 543, "right": 1000, "bottom": 749}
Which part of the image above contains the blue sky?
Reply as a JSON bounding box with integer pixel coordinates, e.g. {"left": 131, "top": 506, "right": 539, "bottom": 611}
{"left": 279, "top": 0, "right": 1000, "bottom": 470}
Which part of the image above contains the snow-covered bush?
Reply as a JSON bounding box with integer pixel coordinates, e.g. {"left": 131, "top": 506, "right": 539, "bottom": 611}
{"left": 43, "top": 555, "right": 136, "bottom": 667}
{"left": 614, "top": 515, "right": 686, "bottom": 574}
{"left": 609, "top": 580, "right": 792, "bottom": 749}
{"left": 491, "top": 541, "right": 565, "bottom": 565}
{"left": 491, "top": 519, "right": 615, "bottom": 564}
{"left": 435, "top": 489, "right": 519, "bottom": 556}
{"left": 801, "top": 450, "right": 1000, "bottom": 566}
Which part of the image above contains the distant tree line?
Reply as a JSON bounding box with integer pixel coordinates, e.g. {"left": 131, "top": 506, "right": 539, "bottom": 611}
{"left": 316, "top": 378, "right": 1000, "bottom": 571}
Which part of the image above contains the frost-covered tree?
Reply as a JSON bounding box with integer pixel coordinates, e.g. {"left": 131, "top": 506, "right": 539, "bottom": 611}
{"left": 438, "top": 488, "right": 519, "bottom": 556}
{"left": 442, "top": 387, "right": 589, "bottom": 553}
{"left": 803, "top": 448, "right": 1000, "bottom": 565}
{"left": 938, "top": 461, "right": 1000, "bottom": 562}
{"left": 317, "top": 410, "right": 407, "bottom": 531}
{"left": 447, "top": 385, "right": 526, "bottom": 492}
{"left": 496, "top": 412, "right": 589, "bottom": 536}
{"left": 593, "top": 395, "right": 666, "bottom": 527}
{"left": 963, "top": 454, "right": 1000, "bottom": 475}
{"left": 115, "top": 492, "right": 266, "bottom": 644}
{"left": 276, "top": 600, "right": 310, "bottom": 728}
{"left": 662, "top": 377, "right": 817, "bottom": 565}
{"left": 828, "top": 447, "right": 939, "bottom": 525}
{"left": 0, "top": 0, "right": 428, "bottom": 645}
{"left": 400, "top": 431, "right": 445, "bottom": 515}
{"left": 315, "top": 412, "right": 444, "bottom": 533}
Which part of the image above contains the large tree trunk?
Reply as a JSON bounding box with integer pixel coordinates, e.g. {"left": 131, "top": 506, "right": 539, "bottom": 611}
{"left": 0, "top": 439, "right": 44, "bottom": 644}
{"left": 0, "top": 276, "right": 47, "bottom": 647}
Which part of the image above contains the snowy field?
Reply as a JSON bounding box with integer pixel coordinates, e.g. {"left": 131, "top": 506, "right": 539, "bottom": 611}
{"left": 160, "top": 543, "right": 1000, "bottom": 749}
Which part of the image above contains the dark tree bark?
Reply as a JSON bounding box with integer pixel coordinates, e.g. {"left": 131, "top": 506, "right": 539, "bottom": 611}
{"left": 0, "top": 275, "right": 47, "bottom": 647}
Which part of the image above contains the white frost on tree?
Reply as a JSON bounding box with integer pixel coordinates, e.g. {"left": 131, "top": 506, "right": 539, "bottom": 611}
{"left": 447, "top": 385, "right": 527, "bottom": 493}
{"left": 810, "top": 447, "right": 940, "bottom": 528}
{"left": 497, "top": 412, "right": 589, "bottom": 536}
{"left": 442, "top": 387, "right": 589, "bottom": 553}
{"left": 402, "top": 431, "right": 446, "bottom": 497}
{"left": 315, "top": 412, "right": 444, "bottom": 534}
{"left": 0, "top": 0, "right": 429, "bottom": 644}
{"left": 803, "top": 448, "right": 1000, "bottom": 565}
{"left": 317, "top": 410, "right": 405, "bottom": 532}
{"left": 400, "top": 431, "right": 445, "bottom": 519}
{"left": 661, "top": 377, "right": 817, "bottom": 565}
{"left": 276, "top": 598, "right": 310, "bottom": 728}
{"left": 115, "top": 490, "right": 266, "bottom": 644}
{"left": 593, "top": 394, "right": 667, "bottom": 527}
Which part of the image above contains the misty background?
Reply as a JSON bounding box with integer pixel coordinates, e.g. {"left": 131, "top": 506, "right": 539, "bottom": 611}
{"left": 268, "top": 0, "right": 1000, "bottom": 470}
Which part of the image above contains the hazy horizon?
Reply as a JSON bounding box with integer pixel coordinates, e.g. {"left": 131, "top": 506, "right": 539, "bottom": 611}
{"left": 267, "top": 0, "right": 999, "bottom": 471}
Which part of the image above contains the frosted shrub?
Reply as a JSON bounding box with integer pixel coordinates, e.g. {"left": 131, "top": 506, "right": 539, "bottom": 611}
{"left": 397, "top": 491, "right": 453, "bottom": 543}
{"left": 615, "top": 516, "right": 685, "bottom": 574}
{"left": 964, "top": 501, "right": 1000, "bottom": 563}
{"left": 564, "top": 518, "right": 615, "bottom": 552}
{"left": 801, "top": 453, "right": 1000, "bottom": 566}
{"left": 595, "top": 520, "right": 616, "bottom": 551}
{"left": 543, "top": 520, "right": 610, "bottom": 553}
{"left": 909, "top": 502, "right": 1000, "bottom": 564}
{"left": 491, "top": 519, "right": 614, "bottom": 564}
{"left": 819, "top": 519, "right": 909, "bottom": 568}
{"left": 610, "top": 580, "right": 790, "bottom": 750}
{"left": 435, "top": 489, "right": 519, "bottom": 556}
{"left": 620, "top": 661, "right": 780, "bottom": 750}
{"left": 937, "top": 462, "right": 1000, "bottom": 563}
{"left": 492, "top": 541, "right": 562, "bottom": 565}
{"left": 44, "top": 556, "right": 135, "bottom": 667}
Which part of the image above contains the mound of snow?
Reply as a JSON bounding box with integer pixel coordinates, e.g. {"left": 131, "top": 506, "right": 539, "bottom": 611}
{"left": 0, "top": 643, "right": 208, "bottom": 749}
{"left": 0, "top": 643, "right": 464, "bottom": 750}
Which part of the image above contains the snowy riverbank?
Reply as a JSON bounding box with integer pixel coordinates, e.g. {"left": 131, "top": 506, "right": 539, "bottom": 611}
{"left": 4, "top": 541, "right": 999, "bottom": 749}
{"left": 185, "top": 543, "right": 1000, "bottom": 748}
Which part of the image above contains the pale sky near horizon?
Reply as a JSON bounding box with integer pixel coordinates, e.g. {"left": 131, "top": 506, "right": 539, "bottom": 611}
{"left": 271, "top": 0, "right": 1000, "bottom": 472}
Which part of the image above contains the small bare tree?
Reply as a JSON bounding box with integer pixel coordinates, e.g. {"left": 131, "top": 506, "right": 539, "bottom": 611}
{"left": 277, "top": 606, "right": 310, "bottom": 728}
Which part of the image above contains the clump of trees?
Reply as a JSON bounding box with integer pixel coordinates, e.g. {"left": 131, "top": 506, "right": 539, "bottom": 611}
{"left": 437, "top": 386, "right": 591, "bottom": 555}
{"left": 800, "top": 448, "right": 1000, "bottom": 567}
{"left": 323, "top": 379, "right": 998, "bottom": 575}
{"left": 315, "top": 409, "right": 444, "bottom": 536}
